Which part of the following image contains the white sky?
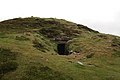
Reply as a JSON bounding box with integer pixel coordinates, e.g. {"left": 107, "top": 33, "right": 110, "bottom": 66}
{"left": 0, "top": 0, "right": 120, "bottom": 36}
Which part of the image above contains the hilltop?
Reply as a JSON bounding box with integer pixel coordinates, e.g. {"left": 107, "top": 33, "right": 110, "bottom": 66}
{"left": 0, "top": 17, "right": 120, "bottom": 80}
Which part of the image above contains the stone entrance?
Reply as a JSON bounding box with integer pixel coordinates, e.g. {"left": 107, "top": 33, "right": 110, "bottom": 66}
{"left": 57, "top": 43, "right": 66, "bottom": 55}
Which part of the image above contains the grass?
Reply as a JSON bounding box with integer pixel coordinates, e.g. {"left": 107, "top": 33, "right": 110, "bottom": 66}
{"left": 0, "top": 17, "right": 120, "bottom": 80}
{"left": 15, "top": 35, "right": 30, "bottom": 41}
{"left": 21, "top": 62, "right": 73, "bottom": 80}
{"left": 0, "top": 48, "right": 18, "bottom": 79}
{"left": 0, "top": 33, "right": 120, "bottom": 80}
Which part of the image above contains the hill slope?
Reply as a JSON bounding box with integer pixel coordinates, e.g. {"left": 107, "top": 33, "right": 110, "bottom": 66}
{"left": 0, "top": 17, "right": 120, "bottom": 80}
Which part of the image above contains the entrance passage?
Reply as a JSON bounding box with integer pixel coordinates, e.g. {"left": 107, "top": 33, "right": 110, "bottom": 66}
{"left": 57, "top": 43, "right": 66, "bottom": 55}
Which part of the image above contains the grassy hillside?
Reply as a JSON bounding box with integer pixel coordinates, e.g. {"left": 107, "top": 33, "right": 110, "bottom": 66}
{"left": 0, "top": 17, "right": 120, "bottom": 80}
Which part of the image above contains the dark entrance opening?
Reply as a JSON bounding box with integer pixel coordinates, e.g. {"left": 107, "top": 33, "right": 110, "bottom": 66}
{"left": 57, "top": 43, "right": 67, "bottom": 55}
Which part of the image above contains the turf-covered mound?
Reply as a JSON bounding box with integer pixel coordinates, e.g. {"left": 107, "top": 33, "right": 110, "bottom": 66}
{"left": 0, "top": 17, "right": 120, "bottom": 80}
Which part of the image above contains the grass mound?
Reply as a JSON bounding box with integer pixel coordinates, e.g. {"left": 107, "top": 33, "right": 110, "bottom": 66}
{"left": 0, "top": 17, "right": 120, "bottom": 80}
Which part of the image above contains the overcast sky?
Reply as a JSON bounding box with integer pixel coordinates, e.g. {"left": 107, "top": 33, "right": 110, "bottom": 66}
{"left": 0, "top": 0, "right": 120, "bottom": 36}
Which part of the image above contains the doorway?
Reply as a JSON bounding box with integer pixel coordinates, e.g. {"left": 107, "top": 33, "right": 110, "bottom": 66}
{"left": 57, "top": 43, "right": 68, "bottom": 55}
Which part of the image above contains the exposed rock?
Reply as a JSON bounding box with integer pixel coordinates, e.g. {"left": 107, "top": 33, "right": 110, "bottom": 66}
{"left": 77, "top": 61, "right": 84, "bottom": 65}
